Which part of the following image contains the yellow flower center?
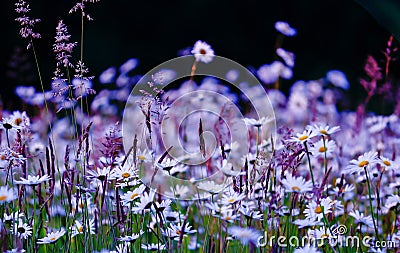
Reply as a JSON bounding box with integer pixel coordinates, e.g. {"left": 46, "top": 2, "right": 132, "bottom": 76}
{"left": 130, "top": 193, "right": 139, "bottom": 200}
{"left": 320, "top": 130, "right": 328, "bottom": 135}
{"left": 138, "top": 155, "right": 146, "bottom": 161}
{"left": 78, "top": 227, "right": 84, "bottom": 232}
{"left": 358, "top": 160, "right": 369, "bottom": 167}
{"left": 79, "top": 203, "right": 84, "bottom": 208}
{"left": 14, "top": 118, "right": 22, "bottom": 126}
{"left": 318, "top": 147, "right": 327, "bottom": 152}
{"left": 298, "top": 135, "right": 308, "bottom": 141}
{"left": 383, "top": 160, "right": 391, "bottom": 166}
{"left": 176, "top": 230, "right": 181, "bottom": 235}
{"left": 0, "top": 195, "right": 7, "bottom": 201}
{"left": 1, "top": 155, "right": 6, "bottom": 160}
{"left": 315, "top": 206, "right": 323, "bottom": 214}
{"left": 291, "top": 186, "right": 301, "bottom": 192}
{"left": 200, "top": 49, "right": 207, "bottom": 55}
{"left": 225, "top": 216, "right": 231, "bottom": 221}
{"left": 122, "top": 172, "right": 130, "bottom": 178}
{"left": 50, "top": 237, "right": 56, "bottom": 241}
{"left": 228, "top": 198, "right": 235, "bottom": 203}
{"left": 321, "top": 233, "right": 330, "bottom": 239}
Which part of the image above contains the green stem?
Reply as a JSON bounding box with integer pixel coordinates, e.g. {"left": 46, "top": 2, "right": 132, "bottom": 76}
{"left": 363, "top": 167, "right": 380, "bottom": 242}
{"left": 303, "top": 141, "right": 315, "bottom": 187}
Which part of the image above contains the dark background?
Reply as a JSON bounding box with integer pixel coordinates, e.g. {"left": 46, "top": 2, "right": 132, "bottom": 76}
{"left": 1, "top": 0, "right": 399, "bottom": 112}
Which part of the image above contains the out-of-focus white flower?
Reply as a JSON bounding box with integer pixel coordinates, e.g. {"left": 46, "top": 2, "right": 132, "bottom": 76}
{"left": 191, "top": 40, "right": 215, "bottom": 64}
{"left": 119, "top": 58, "right": 138, "bottom": 74}
{"left": 228, "top": 226, "right": 261, "bottom": 245}
{"left": 326, "top": 70, "right": 349, "bottom": 90}
{"left": 257, "top": 61, "right": 293, "bottom": 84}
{"left": 275, "top": 21, "right": 297, "bottom": 36}
{"left": 99, "top": 67, "right": 116, "bottom": 84}
{"left": 276, "top": 48, "right": 295, "bottom": 67}
{"left": 37, "top": 229, "right": 66, "bottom": 244}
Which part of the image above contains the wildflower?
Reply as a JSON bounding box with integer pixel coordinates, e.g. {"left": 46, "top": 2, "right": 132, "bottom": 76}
{"left": 309, "top": 139, "right": 337, "bottom": 158}
{"left": 349, "top": 210, "right": 374, "bottom": 228}
{"left": 306, "top": 124, "right": 341, "bottom": 136}
{"left": 156, "top": 158, "right": 178, "bottom": 172}
{"left": 275, "top": 21, "right": 297, "bottom": 36}
{"left": 99, "top": 67, "right": 117, "bottom": 84}
{"left": 37, "top": 229, "right": 66, "bottom": 244}
{"left": 218, "top": 160, "right": 245, "bottom": 177}
{"left": 112, "top": 165, "right": 137, "bottom": 181}
{"left": 346, "top": 151, "right": 380, "bottom": 174}
{"left": 288, "top": 129, "right": 317, "bottom": 144}
{"left": 280, "top": 173, "right": 313, "bottom": 193}
{"left": 385, "top": 195, "right": 400, "bottom": 209}
{"left": 5, "top": 248, "right": 26, "bottom": 253}
{"left": 1, "top": 117, "right": 22, "bottom": 132}
{"left": 14, "top": 174, "right": 51, "bottom": 186}
{"left": 11, "top": 219, "right": 32, "bottom": 239}
{"left": 304, "top": 197, "right": 334, "bottom": 221}
{"left": 164, "top": 222, "right": 196, "bottom": 240}
{"left": 119, "top": 58, "right": 138, "bottom": 74}
{"left": 276, "top": 48, "right": 295, "bottom": 67}
{"left": 9, "top": 111, "right": 30, "bottom": 129}
{"left": 219, "top": 209, "right": 238, "bottom": 223}
{"left": 118, "top": 231, "right": 144, "bottom": 242}
{"left": 141, "top": 243, "right": 166, "bottom": 251}
{"left": 326, "top": 70, "right": 349, "bottom": 90}
{"left": 136, "top": 149, "right": 153, "bottom": 163}
{"left": 243, "top": 116, "right": 273, "bottom": 127}
{"left": 228, "top": 226, "right": 261, "bottom": 245}
{"left": 197, "top": 181, "right": 226, "bottom": 194}
{"left": 293, "top": 218, "right": 323, "bottom": 228}
{"left": 70, "top": 219, "right": 96, "bottom": 237}
{"left": 239, "top": 206, "right": 263, "bottom": 220}
{"left": 131, "top": 190, "right": 155, "bottom": 213}
{"left": 0, "top": 186, "right": 16, "bottom": 203}
{"left": 191, "top": 40, "right": 215, "bottom": 64}
{"left": 379, "top": 156, "right": 398, "bottom": 170}
{"left": 257, "top": 61, "right": 293, "bottom": 84}
{"left": 87, "top": 166, "right": 113, "bottom": 182}
{"left": 220, "top": 190, "right": 246, "bottom": 205}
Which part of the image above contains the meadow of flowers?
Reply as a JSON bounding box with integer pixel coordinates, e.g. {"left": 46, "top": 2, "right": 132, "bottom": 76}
{"left": 1, "top": 0, "right": 400, "bottom": 252}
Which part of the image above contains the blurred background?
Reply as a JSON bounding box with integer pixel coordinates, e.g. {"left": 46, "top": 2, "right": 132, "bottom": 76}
{"left": 1, "top": 0, "right": 399, "bottom": 112}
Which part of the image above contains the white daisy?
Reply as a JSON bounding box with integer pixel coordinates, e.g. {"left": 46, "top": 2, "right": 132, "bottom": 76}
{"left": 274, "top": 21, "right": 297, "bottom": 36}
{"left": 120, "top": 184, "right": 147, "bottom": 206}
{"left": 141, "top": 243, "right": 166, "bottom": 251}
{"left": 11, "top": 219, "right": 32, "bottom": 239}
{"left": 349, "top": 210, "right": 374, "bottom": 228}
{"left": 309, "top": 139, "right": 337, "bottom": 158}
{"left": 14, "top": 174, "right": 51, "bottom": 186}
{"left": 306, "top": 124, "right": 341, "bottom": 136}
{"left": 191, "top": 40, "right": 215, "bottom": 64}
{"left": 228, "top": 226, "right": 261, "bottom": 245}
{"left": 281, "top": 173, "right": 313, "bottom": 194}
{"left": 288, "top": 129, "right": 317, "bottom": 144}
{"left": 37, "top": 229, "right": 66, "bottom": 244}
{"left": 346, "top": 151, "right": 380, "bottom": 174}
{"left": 0, "top": 186, "right": 16, "bottom": 203}
{"left": 304, "top": 197, "right": 334, "bottom": 221}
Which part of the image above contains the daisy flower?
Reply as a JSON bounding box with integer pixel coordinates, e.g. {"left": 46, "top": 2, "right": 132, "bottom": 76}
{"left": 164, "top": 222, "right": 196, "bottom": 240}
{"left": 132, "top": 190, "right": 155, "bottom": 213}
{"left": 11, "top": 219, "right": 32, "bottom": 239}
{"left": 220, "top": 190, "right": 246, "bottom": 205}
{"left": 136, "top": 149, "right": 153, "bottom": 163}
{"left": 304, "top": 197, "right": 334, "bottom": 221}
{"left": 379, "top": 156, "right": 398, "bottom": 170}
{"left": 118, "top": 231, "right": 144, "bottom": 242}
{"left": 9, "top": 111, "right": 30, "bottom": 128}
{"left": 112, "top": 165, "right": 138, "bottom": 181}
{"left": 14, "top": 174, "right": 51, "bottom": 186}
{"left": 141, "top": 243, "right": 166, "bottom": 251}
{"left": 156, "top": 158, "right": 178, "bottom": 172}
{"left": 197, "top": 180, "right": 227, "bottom": 194}
{"left": 288, "top": 129, "right": 317, "bottom": 144}
{"left": 120, "top": 184, "right": 147, "bottom": 206}
{"left": 346, "top": 151, "right": 380, "bottom": 174}
{"left": 243, "top": 116, "right": 273, "bottom": 127}
{"left": 306, "top": 124, "right": 341, "bottom": 136}
{"left": 349, "top": 210, "right": 375, "bottom": 228}
{"left": 276, "top": 48, "right": 295, "bottom": 67}
{"left": 0, "top": 117, "right": 22, "bottom": 132}
{"left": 274, "top": 21, "right": 297, "bottom": 36}
{"left": 70, "top": 219, "right": 96, "bottom": 237}
{"left": 0, "top": 186, "right": 16, "bottom": 203}
{"left": 86, "top": 166, "right": 113, "bottom": 182}
{"left": 37, "top": 229, "right": 66, "bottom": 244}
{"left": 309, "top": 139, "right": 337, "bottom": 158}
{"left": 280, "top": 173, "right": 313, "bottom": 194}
{"left": 385, "top": 195, "right": 400, "bottom": 209}
{"left": 293, "top": 218, "right": 323, "bottom": 228}
{"left": 228, "top": 226, "right": 261, "bottom": 245}
{"left": 219, "top": 209, "right": 238, "bottom": 223}
{"left": 191, "top": 40, "right": 214, "bottom": 64}
{"left": 326, "top": 70, "right": 349, "bottom": 90}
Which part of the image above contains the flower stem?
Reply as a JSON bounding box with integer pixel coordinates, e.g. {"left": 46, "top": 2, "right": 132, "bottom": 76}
{"left": 363, "top": 167, "right": 380, "bottom": 242}
{"left": 303, "top": 141, "right": 315, "bottom": 187}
